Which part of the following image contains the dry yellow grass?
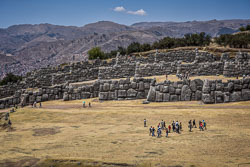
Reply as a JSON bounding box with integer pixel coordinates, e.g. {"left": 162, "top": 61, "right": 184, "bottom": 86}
{"left": 0, "top": 97, "right": 250, "bottom": 167}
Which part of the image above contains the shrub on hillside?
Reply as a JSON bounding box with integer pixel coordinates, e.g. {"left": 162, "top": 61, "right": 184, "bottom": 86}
{"left": 0, "top": 73, "right": 22, "bottom": 86}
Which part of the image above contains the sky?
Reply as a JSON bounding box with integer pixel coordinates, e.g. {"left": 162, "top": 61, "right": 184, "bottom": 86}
{"left": 0, "top": 0, "right": 250, "bottom": 28}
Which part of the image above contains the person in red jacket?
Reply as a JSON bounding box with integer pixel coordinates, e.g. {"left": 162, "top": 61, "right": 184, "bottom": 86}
{"left": 168, "top": 125, "right": 171, "bottom": 133}
{"left": 199, "top": 121, "right": 203, "bottom": 131}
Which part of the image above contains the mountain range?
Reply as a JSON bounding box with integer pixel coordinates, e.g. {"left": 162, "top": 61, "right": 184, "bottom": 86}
{"left": 1, "top": 19, "right": 250, "bottom": 78}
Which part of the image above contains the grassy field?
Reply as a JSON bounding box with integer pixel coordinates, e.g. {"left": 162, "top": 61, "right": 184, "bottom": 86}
{"left": 1, "top": 98, "right": 250, "bottom": 167}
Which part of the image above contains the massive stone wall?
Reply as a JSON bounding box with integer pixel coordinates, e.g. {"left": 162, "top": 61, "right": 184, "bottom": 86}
{"left": 202, "top": 79, "right": 250, "bottom": 103}
{"left": 1, "top": 77, "right": 250, "bottom": 109}
{"left": 223, "top": 62, "right": 250, "bottom": 77}
{"left": 63, "top": 81, "right": 100, "bottom": 101}
{"left": 0, "top": 59, "right": 114, "bottom": 99}
{"left": 99, "top": 78, "right": 152, "bottom": 100}
{"left": 135, "top": 62, "right": 178, "bottom": 77}
{"left": 0, "top": 82, "right": 25, "bottom": 99}
{"left": 1, "top": 50, "right": 250, "bottom": 106}
{"left": 146, "top": 79, "right": 203, "bottom": 102}
{"left": 177, "top": 62, "right": 224, "bottom": 76}
{"left": 144, "top": 50, "right": 215, "bottom": 63}
{"left": 0, "top": 85, "right": 64, "bottom": 109}
{"left": 98, "top": 63, "right": 136, "bottom": 80}
{"left": 24, "top": 60, "right": 113, "bottom": 88}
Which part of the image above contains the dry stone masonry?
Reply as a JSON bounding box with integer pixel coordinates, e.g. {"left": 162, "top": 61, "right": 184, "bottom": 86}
{"left": 99, "top": 78, "right": 152, "bottom": 100}
{"left": 0, "top": 49, "right": 250, "bottom": 109}
{"left": 147, "top": 79, "right": 203, "bottom": 102}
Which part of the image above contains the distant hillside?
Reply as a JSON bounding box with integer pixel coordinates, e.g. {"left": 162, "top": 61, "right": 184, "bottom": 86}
{"left": 1, "top": 19, "right": 250, "bottom": 78}
{"left": 132, "top": 19, "right": 250, "bottom": 37}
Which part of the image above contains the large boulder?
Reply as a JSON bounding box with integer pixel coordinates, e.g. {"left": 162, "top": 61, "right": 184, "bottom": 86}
{"left": 215, "top": 91, "right": 224, "bottom": 103}
{"left": 131, "top": 82, "right": 137, "bottom": 89}
{"left": 118, "top": 90, "right": 127, "bottom": 98}
{"left": 202, "top": 80, "right": 210, "bottom": 94}
{"left": 176, "top": 88, "right": 181, "bottom": 95}
{"left": 162, "top": 86, "right": 169, "bottom": 93}
{"left": 216, "top": 83, "right": 224, "bottom": 91}
{"left": 103, "top": 83, "right": 110, "bottom": 92}
{"left": 136, "top": 92, "right": 145, "bottom": 99}
{"left": 144, "top": 82, "right": 150, "bottom": 89}
{"left": 0, "top": 103, "right": 4, "bottom": 109}
{"left": 147, "top": 86, "right": 156, "bottom": 102}
{"left": 163, "top": 93, "right": 170, "bottom": 102}
{"left": 224, "top": 92, "right": 230, "bottom": 103}
{"left": 109, "top": 92, "right": 117, "bottom": 100}
{"left": 82, "top": 92, "right": 91, "bottom": 99}
{"left": 127, "top": 88, "right": 137, "bottom": 97}
{"left": 99, "top": 92, "right": 109, "bottom": 100}
{"left": 63, "top": 93, "right": 69, "bottom": 101}
{"left": 155, "top": 91, "right": 163, "bottom": 102}
{"left": 138, "top": 82, "right": 145, "bottom": 91}
{"left": 170, "top": 95, "right": 178, "bottom": 101}
{"left": 230, "top": 92, "right": 242, "bottom": 102}
{"left": 202, "top": 93, "right": 214, "bottom": 104}
{"left": 190, "top": 80, "right": 197, "bottom": 92}
{"left": 42, "top": 94, "right": 49, "bottom": 101}
{"left": 194, "top": 90, "right": 201, "bottom": 100}
{"left": 181, "top": 85, "right": 192, "bottom": 101}
{"left": 234, "top": 84, "right": 242, "bottom": 91}
{"left": 228, "top": 82, "right": 234, "bottom": 92}
{"left": 242, "top": 89, "right": 250, "bottom": 101}
{"left": 169, "top": 86, "right": 175, "bottom": 95}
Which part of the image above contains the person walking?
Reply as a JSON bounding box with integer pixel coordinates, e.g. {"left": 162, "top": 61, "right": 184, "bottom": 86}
{"left": 8, "top": 119, "right": 12, "bottom": 126}
{"left": 175, "top": 121, "right": 179, "bottom": 133}
{"left": 203, "top": 120, "right": 207, "bottom": 130}
{"left": 144, "top": 119, "right": 147, "bottom": 127}
{"left": 157, "top": 127, "right": 161, "bottom": 138}
{"left": 168, "top": 125, "right": 171, "bottom": 133}
{"left": 161, "top": 120, "right": 164, "bottom": 129}
{"left": 166, "top": 128, "right": 169, "bottom": 137}
{"left": 188, "top": 120, "right": 192, "bottom": 132}
{"left": 149, "top": 126, "right": 152, "bottom": 136}
{"left": 152, "top": 127, "right": 155, "bottom": 137}
{"left": 172, "top": 121, "right": 175, "bottom": 132}
{"left": 199, "top": 121, "right": 203, "bottom": 131}
{"left": 83, "top": 101, "right": 85, "bottom": 108}
{"left": 193, "top": 119, "right": 196, "bottom": 128}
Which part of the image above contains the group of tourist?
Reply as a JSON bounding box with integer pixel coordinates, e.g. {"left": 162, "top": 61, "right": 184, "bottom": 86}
{"left": 82, "top": 101, "right": 91, "bottom": 108}
{"left": 144, "top": 118, "right": 207, "bottom": 138}
{"left": 32, "top": 101, "right": 42, "bottom": 108}
{"left": 176, "top": 73, "right": 190, "bottom": 80}
{"left": 188, "top": 119, "right": 207, "bottom": 132}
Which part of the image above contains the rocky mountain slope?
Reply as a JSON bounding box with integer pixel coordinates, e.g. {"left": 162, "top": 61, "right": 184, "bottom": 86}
{"left": 1, "top": 19, "right": 250, "bottom": 78}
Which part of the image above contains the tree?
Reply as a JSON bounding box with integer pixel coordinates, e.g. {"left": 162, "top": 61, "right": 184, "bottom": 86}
{"left": 215, "top": 33, "right": 250, "bottom": 48}
{"left": 0, "top": 73, "right": 22, "bottom": 86}
{"left": 117, "top": 47, "right": 127, "bottom": 55}
{"left": 140, "top": 43, "right": 151, "bottom": 52}
{"left": 127, "top": 42, "right": 141, "bottom": 54}
{"left": 246, "top": 25, "right": 250, "bottom": 31}
{"left": 239, "top": 27, "right": 246, "bottom": 32}
{"left": 239, "top": 25, "right": 250, "bottom": 31}
{"left": 88, "top": 47, "right": 106, "bottom": 60}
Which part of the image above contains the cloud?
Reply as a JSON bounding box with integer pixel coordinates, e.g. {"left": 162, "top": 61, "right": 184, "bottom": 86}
{"left": 114, "top": 6, "right": 126, "bottom": 12}
{"left": 127, "top": 9, "right": 146, "bottom": 16}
